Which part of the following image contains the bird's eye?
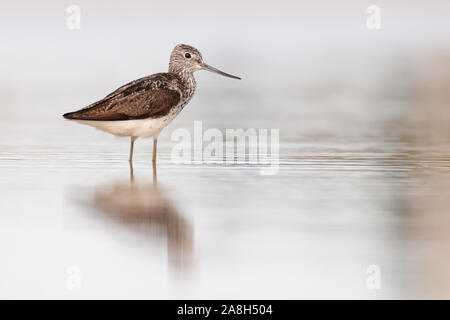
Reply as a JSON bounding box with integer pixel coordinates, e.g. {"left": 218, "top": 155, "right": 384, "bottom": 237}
{"left": 185, "top": 53, "right": 191, "bottom": 59}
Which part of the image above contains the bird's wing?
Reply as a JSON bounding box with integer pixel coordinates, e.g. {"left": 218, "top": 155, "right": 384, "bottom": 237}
{"left": 63, "top": 74, "right": 182, "bottom": 121}
{"left": 103, "top": 76, "right": 150, "bottom": 99}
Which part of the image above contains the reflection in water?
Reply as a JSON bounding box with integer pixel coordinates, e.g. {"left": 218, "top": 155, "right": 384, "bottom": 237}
{"left": 90, "top": 163, "right": 193, "bottom": 273}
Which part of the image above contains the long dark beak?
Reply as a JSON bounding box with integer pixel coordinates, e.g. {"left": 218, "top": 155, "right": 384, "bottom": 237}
{"left": 201, "top": 63, "right": 241, "bottom": 80}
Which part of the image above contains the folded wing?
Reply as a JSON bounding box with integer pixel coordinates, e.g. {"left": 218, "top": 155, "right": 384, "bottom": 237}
{"left": 63, "top": 74, "right": 182, "bottom": 121}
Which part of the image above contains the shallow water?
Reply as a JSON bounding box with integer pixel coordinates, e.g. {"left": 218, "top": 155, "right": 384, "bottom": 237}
{"left": 1, "top": 0, "right": 450, "bottom": 298}
{"left": 1, "top": 69, "right": 450, "bottom": 298}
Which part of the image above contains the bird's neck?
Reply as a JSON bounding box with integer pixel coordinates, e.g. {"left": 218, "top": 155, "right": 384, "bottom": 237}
{"left": 169, "top": 67, "right": 193, "bottom": 79}
{"left": 169, "top": 67, "right": 196, "bottom": 91}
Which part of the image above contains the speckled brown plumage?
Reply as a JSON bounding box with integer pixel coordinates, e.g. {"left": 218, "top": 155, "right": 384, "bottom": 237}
{"left": 63, "top": 73, "right": 187, "bottom": 121}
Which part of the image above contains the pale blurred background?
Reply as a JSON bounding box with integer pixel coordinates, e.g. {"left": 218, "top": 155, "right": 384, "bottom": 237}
{"left": 0, "top": 0, "right": 450, "bottom": 299}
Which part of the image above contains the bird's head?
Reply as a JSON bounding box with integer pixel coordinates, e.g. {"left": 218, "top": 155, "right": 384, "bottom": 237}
{"left": 169, "top": 44, "right": 241, "bottom": 80}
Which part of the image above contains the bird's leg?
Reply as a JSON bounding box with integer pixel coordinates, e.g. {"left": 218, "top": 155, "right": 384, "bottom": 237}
{"left": 129, "top": 161, "right": 134, "bottom": 182}
{"left": 152, "top": 138, "right": 158, "bottom": 164}
{"left": 152, "top": 158, "right": 157, "bottom": 184}
{"left": 129, "top": 137, "right": 136, "bottom": 162}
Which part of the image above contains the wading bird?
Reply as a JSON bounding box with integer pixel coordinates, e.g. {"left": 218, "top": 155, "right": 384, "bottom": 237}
{"left": 63, "top": 44, "right": 240, "bottom": 163}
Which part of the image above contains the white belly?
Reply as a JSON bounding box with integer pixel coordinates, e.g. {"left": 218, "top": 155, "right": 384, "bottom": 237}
{"left": 74, "top": 115, "right": 173, "bottom": 139}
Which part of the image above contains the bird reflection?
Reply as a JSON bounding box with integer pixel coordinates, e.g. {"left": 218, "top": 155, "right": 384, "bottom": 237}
{"left": 92, "top": 162, "right": 193, "bottom": 272}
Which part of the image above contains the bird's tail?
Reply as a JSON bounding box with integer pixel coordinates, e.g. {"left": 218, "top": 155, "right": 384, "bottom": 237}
{"left": 63, "top": 112, "right": 76, "bottom": 119}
